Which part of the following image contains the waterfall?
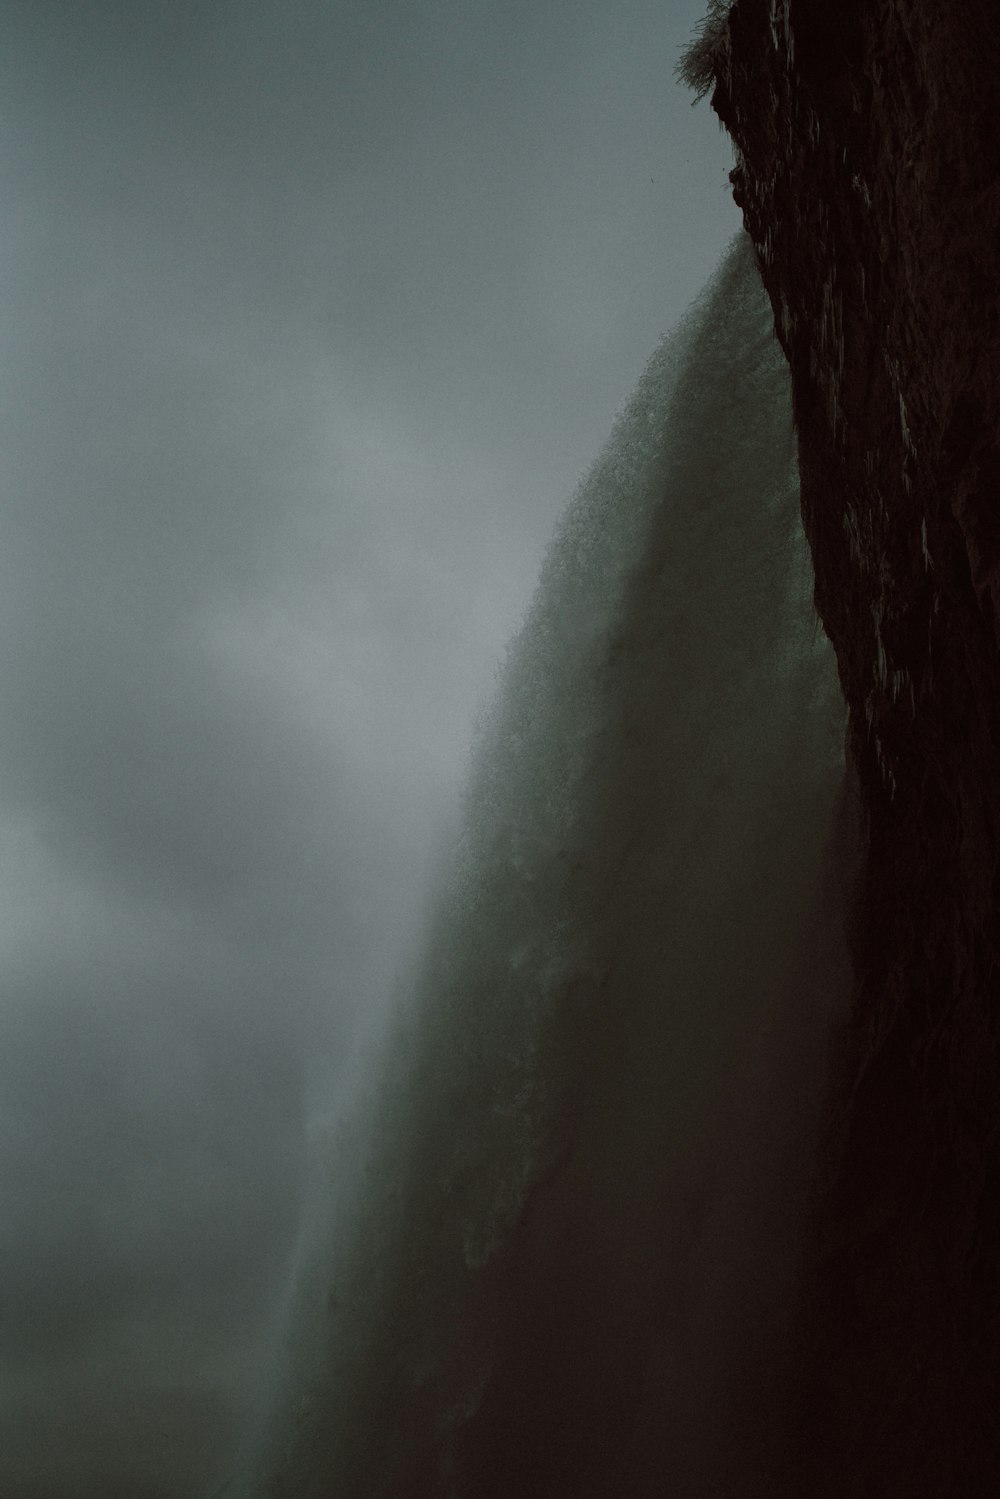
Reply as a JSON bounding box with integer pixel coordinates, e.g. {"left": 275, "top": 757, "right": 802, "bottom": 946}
{"left": 235, "top": 230, "right": 854, "bottom": 1498}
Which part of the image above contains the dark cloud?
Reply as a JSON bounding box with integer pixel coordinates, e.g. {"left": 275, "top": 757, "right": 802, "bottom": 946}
{"left": 0, "top": 0, "right": 738, "bottom": 1491}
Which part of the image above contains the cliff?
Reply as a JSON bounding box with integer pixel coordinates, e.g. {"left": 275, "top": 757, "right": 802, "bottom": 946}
{"left": 685, "top": 1, "right": 1000, "bottom": 1492}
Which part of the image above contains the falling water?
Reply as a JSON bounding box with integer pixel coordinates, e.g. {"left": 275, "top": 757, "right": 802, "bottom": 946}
{"left": 234, "top": 231, "right": 854, "bottom": 1498}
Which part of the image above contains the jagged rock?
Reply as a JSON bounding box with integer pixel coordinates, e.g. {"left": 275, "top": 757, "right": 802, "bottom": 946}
{"left": 687, "top": 1, "right": 1000, "bottom": 1492}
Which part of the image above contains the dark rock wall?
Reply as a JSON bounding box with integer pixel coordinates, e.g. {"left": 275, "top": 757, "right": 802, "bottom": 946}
{"left": 693, "top": 1, "right": 1000, "bottom": 1492}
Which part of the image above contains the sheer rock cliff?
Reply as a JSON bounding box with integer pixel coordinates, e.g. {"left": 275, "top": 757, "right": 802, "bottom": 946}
{"left": 689, "top": 1, "right": 1000, "bottom": 1491}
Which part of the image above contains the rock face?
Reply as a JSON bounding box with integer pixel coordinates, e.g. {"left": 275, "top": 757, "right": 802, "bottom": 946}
{"left": 686, "top": 1, "right": 1000, "bottom": 1492}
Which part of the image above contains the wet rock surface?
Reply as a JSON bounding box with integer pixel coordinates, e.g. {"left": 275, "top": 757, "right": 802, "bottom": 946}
{"left": 697, "top": 1, "right": 1000, "bottom": 1491}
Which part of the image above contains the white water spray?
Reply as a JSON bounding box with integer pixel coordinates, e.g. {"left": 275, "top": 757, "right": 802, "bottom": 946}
{"left": 233, "top": 231, "right": 852, "bottom": 1498}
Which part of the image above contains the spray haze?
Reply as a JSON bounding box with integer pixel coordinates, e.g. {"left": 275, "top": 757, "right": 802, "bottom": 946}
{"left": 241, "top": 233, "right": 853, "bottom": 1497}
{"left": 0, "top": 1, "right": 741, "bottom": 1494}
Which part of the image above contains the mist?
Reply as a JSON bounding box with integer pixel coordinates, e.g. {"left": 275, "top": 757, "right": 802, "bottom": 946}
{"left": 0, "top": 1, "right": 738, "bottom": 1494}
{"left": 238, "top": 226, "right": 852, "bottom": 1498}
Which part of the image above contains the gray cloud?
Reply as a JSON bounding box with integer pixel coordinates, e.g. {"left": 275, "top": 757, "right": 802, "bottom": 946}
{"left": 0, "top": 0, "right": 739, "bottom": 1492}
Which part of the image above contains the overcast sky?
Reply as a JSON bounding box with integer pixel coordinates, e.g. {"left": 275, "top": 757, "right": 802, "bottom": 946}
{"left": 0, "top": 2, "right": 737, "bottom": 1493}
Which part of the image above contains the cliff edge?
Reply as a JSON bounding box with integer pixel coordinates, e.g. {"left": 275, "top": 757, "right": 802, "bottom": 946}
{"left": 685, "top": 1, "right": 1000, "bottom": 1492}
